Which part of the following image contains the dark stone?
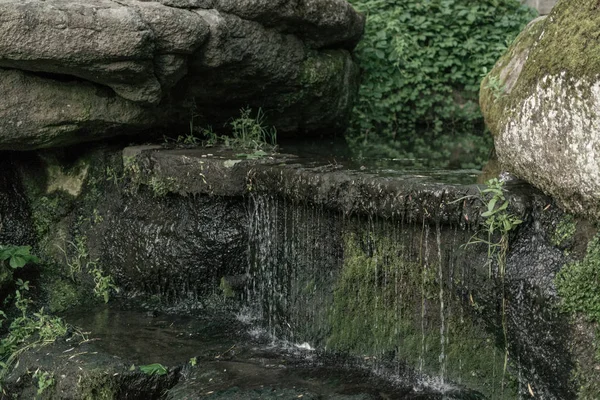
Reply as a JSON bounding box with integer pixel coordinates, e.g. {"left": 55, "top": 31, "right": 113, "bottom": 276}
{"left": 0, "top": 153, "right": 33, "bottom": 246}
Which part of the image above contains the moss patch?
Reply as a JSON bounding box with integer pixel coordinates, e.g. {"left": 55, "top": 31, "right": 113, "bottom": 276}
{"left": 552, "top": 214, "right": 577, "bottom": 247}
{"left": 328, "top": 233, "right": 514, "bottom": 398}
{"left": 300, "top": 50, "right": 345, "bottom": 87}
{"left": 555, "top": 234, "right": 600, "bottom": 398}
{"left": 516, "top": 0, "right": 600, "bottom": 89}
{"left": 482, "top": 0, "right": 600, "bottom": 137}
{"left": 78, "top": 370, "right": 118, "bottom": 400}
{"left": 556, "top": 234, "right": 600, "bottom": 322}
{"left": 480, "top": 16, "right": 546, "bottom": 136}
{"left": 45, "top": 276, "right": 84, "bottom": 313}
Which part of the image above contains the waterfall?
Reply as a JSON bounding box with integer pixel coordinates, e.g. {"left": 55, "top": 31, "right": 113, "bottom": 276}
{"left": 246, "top": 190, "right": 512, "bottom": 397}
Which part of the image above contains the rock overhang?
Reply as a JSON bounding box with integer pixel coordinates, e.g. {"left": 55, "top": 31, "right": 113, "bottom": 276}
{"left": 0, "top": 0, "right": 365, "bottom": 150}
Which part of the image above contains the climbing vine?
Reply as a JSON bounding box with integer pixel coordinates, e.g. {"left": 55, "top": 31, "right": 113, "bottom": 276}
{"left": 346, "top": 0, "right": 536, "bottom": 168}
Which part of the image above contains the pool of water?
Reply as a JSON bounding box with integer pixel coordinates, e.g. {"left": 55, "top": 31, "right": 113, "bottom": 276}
{"left": 276, "top": 138, "right": 481, "bottom": 186}
{"left": 63, "top": 303, "right": 484, "bottom": 399}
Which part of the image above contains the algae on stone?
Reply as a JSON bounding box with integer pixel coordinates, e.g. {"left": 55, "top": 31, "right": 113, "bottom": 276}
{"left": 555, "top": 233, "right": 600, "bottom": 398}
{"left": 327, "top": 233, "right": 515, "bottom": 398}
{"left": 556, "top": 234, "right": 600, "bottom": 323}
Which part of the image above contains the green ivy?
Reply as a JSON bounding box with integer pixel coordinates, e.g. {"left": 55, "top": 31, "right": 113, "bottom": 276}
{"left": 346, "top": 0, "right": 536, "bottom": 168}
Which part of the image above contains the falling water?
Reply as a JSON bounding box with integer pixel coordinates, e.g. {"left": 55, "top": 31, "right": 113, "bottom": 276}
{"left": 436, "top": 222, "right": 446, "bottom": 385}
{"left": 245, "top": 188, "right": 513, "bottom": 398}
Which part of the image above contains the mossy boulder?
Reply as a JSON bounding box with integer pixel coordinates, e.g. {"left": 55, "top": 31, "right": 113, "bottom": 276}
{"left": 480, "top": 0, "right": 600, "bottom": 218}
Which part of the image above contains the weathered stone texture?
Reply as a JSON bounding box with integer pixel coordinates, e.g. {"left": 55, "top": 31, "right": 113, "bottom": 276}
{"left": 0, "top": 0, "right": 364, "bottom": 150}
{"left": 480, "top": 0, "right": 600, "bottom": 218}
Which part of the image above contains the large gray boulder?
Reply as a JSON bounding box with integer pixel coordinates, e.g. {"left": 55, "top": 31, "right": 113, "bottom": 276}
{"left": 480, "top": 0, "right": 600, "bottom": 218}
{"left": 0, "top": 0, "right": 363, "bottom": 150}
{"left": 0, "top": 0, "right": 209, "bottom": 104}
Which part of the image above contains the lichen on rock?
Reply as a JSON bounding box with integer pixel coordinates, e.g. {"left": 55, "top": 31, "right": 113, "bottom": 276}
{"left": 480, "top": 0, "right": 600, "bottom": 218}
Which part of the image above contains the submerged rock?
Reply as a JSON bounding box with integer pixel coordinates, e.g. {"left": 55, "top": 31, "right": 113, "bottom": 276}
{"left": 480, "top": 0, "right": 600, "bottom": 217}
{"left": 0, "top": 0, "right": 363, "bottom": 150}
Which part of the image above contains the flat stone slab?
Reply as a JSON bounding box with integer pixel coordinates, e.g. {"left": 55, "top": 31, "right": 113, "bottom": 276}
{"left": 127, "top": 145, "right": 549, "bottom": 225}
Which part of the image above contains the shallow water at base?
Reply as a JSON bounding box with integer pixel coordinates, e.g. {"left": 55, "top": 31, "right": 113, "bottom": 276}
{"left": 63, "top": 304, "right": 482, "bottom": 399}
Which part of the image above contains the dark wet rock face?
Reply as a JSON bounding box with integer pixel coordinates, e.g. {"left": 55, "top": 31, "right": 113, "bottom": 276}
{"left": 0, "top": 155, "right": 32, "bottom": 246}
{"left": 12, "top": 146, "right": 250, "bottom": 304}
{"left": 0, "top": 0, "right": 363, "bottom": 150}
{"left": 95, "top": 193, "right": 247, "bottom": 300}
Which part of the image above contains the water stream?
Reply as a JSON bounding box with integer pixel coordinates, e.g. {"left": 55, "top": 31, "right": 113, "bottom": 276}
{"left": 245, "top": 189, "right": 507, "bottom": 399}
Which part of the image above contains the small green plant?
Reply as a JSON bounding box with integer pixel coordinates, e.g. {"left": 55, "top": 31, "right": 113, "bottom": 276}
{"left": 57, "top": 236, "right": 89, "bottom": 281}
{"left": 105, "top": 166, "right": 123, "bottom": 186}
{"left": 139, "top": 363, "right": 168, "bottom": 376}
{"left": 0, "top": 282, "right": 68, "bottom": 392}
{"left": 189, "top": 357, "right": 197, "bottom": 367}
{"left": 465, "top": 178, "right": 522, "bottom": 277}
{"left": 0, "top": 245, "right": 40, "bottom": 291}
{"left": 229, "top": 107, "right": 277, "bottom": 151}
{"left": 0, "top": 245, "right": 40, "bottom": 270}
{"left": 89, "top": 262, "right": 118, "bottom": 303}
{"left": 57, "top": 237, "right": 118, "bottom": 303}
{"left": 92, "top": 209, "right": 104, "bottom": 225}
{"left": 33, "top": 369, "right": 55, "bottom": 395}
{"left": 462, "top": 178, "right": 522, "bottom": 387}
{"left": 165, "top": 108, "right": 277, "bottom": 155}
{"left": 201, "top": 126, "right": 219, "bottom": 146}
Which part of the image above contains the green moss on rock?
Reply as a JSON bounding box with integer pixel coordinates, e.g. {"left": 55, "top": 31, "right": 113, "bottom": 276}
{"left": 300, "top": 50, "right": 346, "bottom": 87}
{"left": 78, "top": 371, "right": 118, "bottom": 400}
{"left": 555, "top": 234, "right": 600, "bottom": 398}
{"left": 552, "top": 214, "right": 577, "bottom": 247}
{"left": 482, "top": 0, "right": 600, "bottom": 136}
{"left": 517, "top": 0, "right": 600, "bottom": 88}
{"left": 45, "top": 276, "right": 84, "bottom": 313}
{"left": 556, "top": 234, "right": 600, "bottom": 322}
{"left": 328, "top": 233, "right": 514, "bottom": 398}
{"left": 480, "top": 16, "right": 546, "bottom": 136}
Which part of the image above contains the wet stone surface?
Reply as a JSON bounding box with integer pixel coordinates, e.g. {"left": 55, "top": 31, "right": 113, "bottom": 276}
{"left": 4, "top": 303, "right": 485, "bottom": 399}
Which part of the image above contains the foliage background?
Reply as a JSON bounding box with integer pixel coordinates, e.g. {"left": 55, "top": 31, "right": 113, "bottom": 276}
{"left": 346, "top": 0, "right": 536, "bottom": 168}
